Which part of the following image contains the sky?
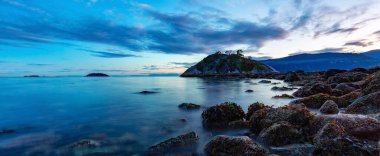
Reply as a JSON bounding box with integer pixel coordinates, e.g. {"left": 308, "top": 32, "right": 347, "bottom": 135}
{"left": 1, "top": 0, "right": 380, "bottom": 76}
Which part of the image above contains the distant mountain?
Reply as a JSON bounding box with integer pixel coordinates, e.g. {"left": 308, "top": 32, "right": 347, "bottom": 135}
{"left": 261, "top": 52, "right": 380, "bottom": 72}
{"left": 181, "top": 52, "right": 276, "bottom": 77}
{"left": 363, "top": 49, "right": 380, "bottom": 59}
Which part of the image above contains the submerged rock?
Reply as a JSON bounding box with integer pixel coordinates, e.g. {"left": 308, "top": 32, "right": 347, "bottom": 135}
{"left": 148, "top": 132, "right": 198, "bottom": 153}
{"left": 85, "top": 73, "right": 109, "bottom": 77}
{"left": 272, "top": 94, "right": 295, "bottom": 99}
{"left": 271, "top": 86, "right": 296, "bottom": 91}
{"left": 346, "top": 92, "right": 380, "bottom": 114}
{"left": 259, "top": 80, "right": 272, "bottom": 83}
{"left": 202, "top": 102, "right": 245, "bottom": 128}
{"left": 178, "top": 103, "right": 201, "bottom": 110}
{"left": 204, "top": 135, "right": 269, "bottom": 156}
{"left": 138, "top": 91, "right": 159, "bottom": 94}
{"left": 259, "top": 121, "right": 303, "bottom": 146}
{"left": 245, "top": 89, "right": 254, "bottom": 93}
{"left": 319, "top": 100, "right": 339, "bottom": 114}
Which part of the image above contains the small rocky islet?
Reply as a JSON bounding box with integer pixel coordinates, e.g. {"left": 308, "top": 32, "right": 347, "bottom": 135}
{"left": 148, "top": 66, "right": 380, "bottom": 155}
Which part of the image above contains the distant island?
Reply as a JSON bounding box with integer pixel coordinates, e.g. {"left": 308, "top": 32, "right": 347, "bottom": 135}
{"left": 85, "top": 73, "right": 109, "bottom": 77}
{"left": 24, "top": 75, "right": 40, "bottom": 77}
{"left": 181, "top": 50, "right": 276, "bottom": 77}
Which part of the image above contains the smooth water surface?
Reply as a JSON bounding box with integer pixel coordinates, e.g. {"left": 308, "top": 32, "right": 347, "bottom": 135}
{"left": 0, "top": 76, "right": 296, "bottom": 155}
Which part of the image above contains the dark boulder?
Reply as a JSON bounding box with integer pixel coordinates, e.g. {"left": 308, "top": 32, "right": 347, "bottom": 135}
{"left": 284, "top": 71, "right": 302, "bottom": 82}
{"left": 246, "top": 102, "right": 271, "bottom": 120}
{"left": 245, "top": 89, "right": 254, "bottom": 93}
{"left": 313, "top": 122, "right": 378, "bottom": 156}
{"left": 67, "top": 139, "right": 100, "bottom": 150}
{"left": 138, "top": 91, "right": 159, "bottom": 94}
{"left": 272, "top": 94, "right": 295, "bottom": 99}
{"left": 334, "top": 83, "right": 356, "bottom": 94}
{"left": 148, "top": 132, "right": 198, "bottom": 153}
{"left": 178, "top": 103, "right": 201, "bottom": 110}
{"left": 346, "top": 92, "right": 380, "bottom": 114}
{"left": 293, "top": 82, "right": 332, "bottom": 97}
{"left": 323, "top": 69, "right": 347, "bottom": 79}
{"left": 204, "top": 135, "right": 269, "bottom": 156}
{"left": 202, "top": 102, "right": 245, "bottom": 128}
{"left": 319, "top": 100, "right": 339, "bottom": 114}
{"left": 259, "top": 80, "right": 272, "bottom": 83}
{"left": 361, "top": 71, "right": 380, "bottom": 95}
{"left": 327, "top": 72, "right": 367, "bottom": 84}
{"left": 258, "top": 121, "right": 303, "bottom": 146}
{"left": 271, "top": 86, "right": 296, "bottom": 91}
{"left": 290, "top": 93, "right": 337, "bottom": 108}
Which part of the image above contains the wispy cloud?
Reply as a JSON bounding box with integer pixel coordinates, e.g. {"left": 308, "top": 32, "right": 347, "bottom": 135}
{"left": 27, "top": 63, "right": 53, "bottom": 66}
{"left": 169, "top": 62, "right": 197, "bottom": 68}
{"left": 79, "top": 49, "right": 139, "bottom": 58}
{"left": 344, "top": 40, "right": 373, "bottom": 47}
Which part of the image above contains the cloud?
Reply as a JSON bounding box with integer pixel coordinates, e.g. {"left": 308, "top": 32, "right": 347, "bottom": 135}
{"left": 250, "top": 56, "right": 273, "bottom": 61}
{"left": 170, "top": 62, "right": 197, "bottom": 68}
{"left": 290, "top": 48, "right": 344, "bottom": 56}
{"left": 79, "top": 49, "right": 139, "bottom": 58}
{"left": 142, "top": 65, "right": 160, "bottom": 70}
{"left": 344, "top": 40, "right": 373, "bottom": 47}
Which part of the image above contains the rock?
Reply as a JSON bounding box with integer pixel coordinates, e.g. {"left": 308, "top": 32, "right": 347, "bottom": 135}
{"left": 327, "top": 72, "right": 367, "bottom": 84}
{"left": 323, "top": 69, "right": 347, "bottom": 79}
{"left": 85, "top": 73, "right": 109, "bottom": 77}
{"left": 148, "top": 132, "right": 198, "bottom": 152}
{"left": 245, "top": 89, "right": 254, "bottom": 93}
{"left": 178, "top": 103, "right": 201, "bottom": 110}
{"left": 246, "top": 102, "right": 271, "bottom": 120}
{"left": 67, "top": 139, "right": 100, "bottom": 149}
{"left": 350, "top": 67, "right": 368, "bottom": 73}
{"left": 313, "top": 122, "right": 378, "bottom": 156}
{"left": 346, "top": 92, "right": 380, "bottom": 114}
{"left": 361, "top": 71, "right": 380, "bottom": 95}
{"left": 180, "top": 51, "right": 276, "bottom": 77}
{"left": 259, "top": 121, "right": 303, "bottom": 146}
{"left": 204, "top": 135, "right": 269, "bottom": 156}
{"left": 349, "top": 122, "right": 380, "bottom": 141}
{"left": 259, "top": 80, "right": 272, "bottom": 83}
{"left": 271, "top": 86, "right": 296, "bottom": 91}
{"left": 249, "top": 104, "right": 314, "bottom": 134}
{"left": 202, "top": 102, "right": 245, "bottom": 128}
{"left": 293, "top": 82, "right": 332, "bottom": 97}
{"left": 284, "top": 71, "right": 302, "bottom": 82}
{"left": 272, "top": 94, "right": 295, "bottom": 99}
{"left": 319, "top": 100, "right": 339, "bottom": 114}
{"left": 334, "top": 83, "right": 356, "bottom": 94}
{"left": 290, "top": 93, "right": 337, "bottom": 108}
{"left": 228, "top": 120, "right": 250, "bottom": 128}
{"left": 138, "top": 91, "right": 159, "bottom": 94}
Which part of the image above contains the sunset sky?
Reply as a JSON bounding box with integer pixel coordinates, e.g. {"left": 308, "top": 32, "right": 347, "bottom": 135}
{"left": 1, "top": 0, "right": 380, "bottom": 76}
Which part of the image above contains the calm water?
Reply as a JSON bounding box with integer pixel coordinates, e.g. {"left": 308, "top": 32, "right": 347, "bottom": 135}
{"left": 0, "top": 76, "right": 296, "bottom": 155}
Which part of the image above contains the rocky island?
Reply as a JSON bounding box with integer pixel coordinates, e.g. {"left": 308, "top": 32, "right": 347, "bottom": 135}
{"left": 85, "top": 73, "right": 110, "bottom": 77}
{"left": 181, "top": 50, "right": 276, "bottom": 77}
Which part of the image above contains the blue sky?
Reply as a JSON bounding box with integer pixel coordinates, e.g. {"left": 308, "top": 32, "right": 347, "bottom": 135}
{"left": 1, "top": 0, "right": 380, "bottom": 76}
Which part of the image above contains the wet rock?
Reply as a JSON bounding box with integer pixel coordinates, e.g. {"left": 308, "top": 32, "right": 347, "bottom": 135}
{"left": 202, "top": 102, "right": 245, "bottom": 128}
{"left": 327, "top": 72, "right": 367, "bottom": 84}
{"left": 249, "top": 104, "right": 314, "bottom": 134}
{"left": 346, "top": 92, "right": 380, "bottom": 114}
{"left": 284, "top": 71, "right": 302, "bottom": 82}
{"left": 138, "top": 91, "right": 159, "bottom": 94}
{"left": 323, "top": 69, "right": 347, "bottom": 79}
{"left": 259, "top": 121, "right": 303, "bottom": 146}
{"left": 228, "top": 120, "right": 250, "bottom": 128}
{"left": 272, "top": 94, "right": 295, "bottom": 99}
{"left": 245, "top": 89, "right": 254, "bottom": 93}
{"left": 334, "top": 83, "right": 356, "bottom": 94}
{"left": 313, "top": 122, "right": 378, "bottom": 156}
{"left": 270, "top": 144, "right": 314, "bottom": 156}
{"left": 293, "top": 82, "right": 332, "bottom": 97}
{"left": 319, "top": 100, "right": 339, "bottom": 114}
{"left": 349, "top": 122, "right": 380, "bottom": 141}
{"left": 271, "top": 86, "right": 296, "bottom": 91}
{"left": 259, "top": 80, "right": 272, "bottom": 83}
{"left": 362, "top": 71, "right": 380, "bottom": 95}
{"left": 67, "top": 139, "right": 100, "bottom": 149}
{"left": 290, "top": 93, "right": 337, "bottom": 108}
{"left": 246, "top": 102, "right": 271, "bottom": 120}
{"left": 148, "top": 132, "right": 198, "bottom": 152}
{"left": 178, "top": 103, "right": 201, "bottom": 110}
{"left": 336, "top": 92, "right": 362, "bottom": 108}
{"left": 204, "top": 135, "right": 269, "bottom": 156}
{"left": 271, "top": 82, "right": 281, "bottom": 85}
{"left": 350, "top": 67, "right": 368, "bottom": 73}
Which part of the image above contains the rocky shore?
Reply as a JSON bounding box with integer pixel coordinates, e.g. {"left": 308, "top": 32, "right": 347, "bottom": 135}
{"left": 153, "top": 67, "right": 380, "bottom": 155}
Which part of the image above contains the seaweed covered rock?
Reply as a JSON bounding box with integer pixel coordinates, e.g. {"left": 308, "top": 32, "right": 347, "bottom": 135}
{"left": 284, "top": 71, "right": 302, "bottom": 82}
{"left": 323, "top": 69, "right": 347, "bottom": 79}
{"left": 148, "top": 132, "right": 198, "bottom": 154}
{"left": 178, "top": 103, "right": 201, "bottom": 110}
{"left": 319, "top": 100, "right": 339, "bottom": 114}
{"left": 334, "top": 83, "right": 356, "bottom": 94}
{"left": 313, "top": 122, "right": 378, "bottom": 156}
{"left": 346, "top": 92, "right": 380, "bottom": 114}
{"left": 249, "top": 104, "right": 314, "bottom": 134}
{"left": 272, "top": 94, "right": 295, "bottom": 99}
{"left": 246, "top": 102, "right": 271, "bottom": 120}
{"left": 361, "top": 71, "right": 380, "bottom": 95}
{"left": 290, "top": 93, "right": 337, "bottom": 108}
{"left": 204, "top": 135, "right": 269, "bottom": 156}
{"left": 327, "top": 72, "right": 367, "bottom": 84}
{"left": 202, "top": 102, "right": 245, "bottom": 128}
{"left": 258, "top": 121, "right": 303, "bottom": 146}
{"left": 271, "top": 86, "right": 296, "bottom": 91}
{"left": 336, "top": 91, "right": 362, "bottom": 108}
{"left": 293, "top": 83, "right": 332, "bottom": 97}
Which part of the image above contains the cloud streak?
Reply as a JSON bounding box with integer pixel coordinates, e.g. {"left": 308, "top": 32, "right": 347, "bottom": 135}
{"left": 79, "top": 49, "right": 139, "bottom": 58}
